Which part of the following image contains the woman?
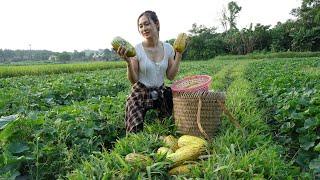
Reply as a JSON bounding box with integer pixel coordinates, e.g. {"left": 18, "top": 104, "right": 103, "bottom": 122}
{"left": 116, "top": 10, "right": 183, "bottom": 133}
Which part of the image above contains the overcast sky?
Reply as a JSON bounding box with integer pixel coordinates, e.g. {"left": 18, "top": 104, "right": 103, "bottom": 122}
{"left": 0, "top": 0, "right": 302, "bottom": 52}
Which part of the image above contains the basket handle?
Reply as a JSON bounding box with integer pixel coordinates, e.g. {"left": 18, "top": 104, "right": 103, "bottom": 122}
{"left": 196, "top": 97, "right": 242, "bottom": 140}
{"left": 196, "top": 97, "right": 210, "bottom": 140}
{"left": 216, "top": 99, "right": 241, "bottom": 129}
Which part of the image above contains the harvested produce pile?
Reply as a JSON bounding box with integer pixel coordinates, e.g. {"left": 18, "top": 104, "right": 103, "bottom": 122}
{"left": 124, "top": 135, "right": 208, "bottom": 175}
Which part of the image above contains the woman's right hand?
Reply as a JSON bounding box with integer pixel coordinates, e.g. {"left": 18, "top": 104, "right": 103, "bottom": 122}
{"left": 116, "top": 45, "right": 130, "bottom": 63}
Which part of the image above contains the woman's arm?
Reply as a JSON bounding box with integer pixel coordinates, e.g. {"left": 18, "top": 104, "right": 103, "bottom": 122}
{"left": 166, "top": 52, "right": 182, "bottom": 80}
{"left": 126, "top": 57, "right": 139, "bottom": 84}
{"left": 116, "top": 45, "right": 139, "bottom": 84}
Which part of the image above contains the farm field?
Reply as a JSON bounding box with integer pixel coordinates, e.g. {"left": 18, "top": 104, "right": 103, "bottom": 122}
{"left": 0, "top": 57, "right": 319, "bottom": 179}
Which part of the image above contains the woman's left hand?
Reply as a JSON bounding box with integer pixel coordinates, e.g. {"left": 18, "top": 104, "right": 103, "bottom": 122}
{"left": 116, "top": 45, "right": 130, "bottom": 63}
{"left": 175, "top": 51, "right": 182, "bottom": 60}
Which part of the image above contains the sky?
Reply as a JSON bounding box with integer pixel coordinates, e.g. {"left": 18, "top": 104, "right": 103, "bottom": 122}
{"left": 1, "top": 0, "right": 302, "bottom": 52}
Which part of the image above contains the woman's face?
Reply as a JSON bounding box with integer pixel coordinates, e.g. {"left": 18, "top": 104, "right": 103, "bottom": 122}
{"left": 138, "top": 15, "right": 159, "bottom": 39}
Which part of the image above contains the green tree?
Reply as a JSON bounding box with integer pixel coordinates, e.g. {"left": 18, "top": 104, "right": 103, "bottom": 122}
{"left": 0, "top": 49, "right": 4, "bottom": 62}
{"left": 228, "top": 1, "right": 242, "bottom": 30}
{"left": 290, "top": 0, "right": 320, "bottom": 51}
{"left": 186, "top": 24, "right": 226, "bottom": 60}
{"left": 220, "top": 1, "right": 242, "bottom": 31}
{"left": 252, "top": 23, "right": 272, "bottom": 51}
{"left": 291, "top": 0, "right": 320, "bottom": 27}
{"left": 57, "top": 52, "right": 71, "bottom": 63}
{"left": 165, "top": 39, "right": 175, "bottom": 46}
{"left": 102, "top": 49, "right": 120, "bottom": 61}
{"left": 72, "top": 50, "right": 86, "bottom": 60}
{"left": 270, "top": 20, "right": 295, "bottom": 52}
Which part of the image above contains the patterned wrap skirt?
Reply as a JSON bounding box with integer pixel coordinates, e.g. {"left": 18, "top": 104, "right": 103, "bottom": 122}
{"left": 125, "top": 81, "right": 173, "bottom": 133}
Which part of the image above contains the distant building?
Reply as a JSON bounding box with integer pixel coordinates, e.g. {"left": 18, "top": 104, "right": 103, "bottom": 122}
{"left": 48, "top": 55, "right": 57, "bottom": 61}
{"left": 92, "top": 52, "right": 105, "bottom": 61}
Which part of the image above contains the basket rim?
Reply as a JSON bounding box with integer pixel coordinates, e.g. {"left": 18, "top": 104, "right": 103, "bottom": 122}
{"left": 171, "top": 75, "right": 212, "bottom": 92}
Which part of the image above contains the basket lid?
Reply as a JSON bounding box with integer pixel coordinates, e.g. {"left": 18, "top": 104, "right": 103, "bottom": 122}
{"left": 171, "top": 75, "right": 212, "bottom": 93}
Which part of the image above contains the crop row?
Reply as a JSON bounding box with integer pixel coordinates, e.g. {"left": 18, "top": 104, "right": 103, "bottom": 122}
{"left": 0, "top": 93, "right": 128, "bottom": 178}
{"left": 246, "top": 57, "right": 320, "bottom": 175}
{"left": 0, "top": 61, "right": 127, "bottom": 78}
{"left": 0, "top": 69, "right": 129, "bottom": 117}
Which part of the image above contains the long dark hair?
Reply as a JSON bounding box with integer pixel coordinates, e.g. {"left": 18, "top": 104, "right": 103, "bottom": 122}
{"left": 137, "top": 10, "right": 160, "bottom": 31}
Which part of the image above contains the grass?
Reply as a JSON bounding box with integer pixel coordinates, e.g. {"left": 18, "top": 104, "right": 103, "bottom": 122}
{"left": 0, "top": 61, "right": 126, "bottom": 78}
{"left": 214, "top": 51, "right": 320, "bottom": 60}
{"left": 198, "top": 61, "right": 300, "bottom": 179}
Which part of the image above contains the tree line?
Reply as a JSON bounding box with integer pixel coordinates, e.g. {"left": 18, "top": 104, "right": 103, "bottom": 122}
{"left": 0, "top": 49, "right": 121, "bottom": 63}
{"left": 178, "top": 0, "right": 320, "bottom": 60}
{"left": 1, "top": 0, "right": 319, "bottom": 63}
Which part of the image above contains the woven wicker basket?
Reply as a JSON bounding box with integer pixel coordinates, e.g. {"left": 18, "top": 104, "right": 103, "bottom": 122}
{"left": 173, "top": 91, "right": 226, "bottom": 139}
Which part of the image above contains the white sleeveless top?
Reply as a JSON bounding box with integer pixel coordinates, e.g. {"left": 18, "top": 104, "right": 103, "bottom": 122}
{"left": 135, "top": 42, "right": 174, "bottom": 88}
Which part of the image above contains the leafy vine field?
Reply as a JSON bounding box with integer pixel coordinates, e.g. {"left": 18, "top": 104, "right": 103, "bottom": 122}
{"left": 0, "top": 58, "right": 319, "bottom": 179}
